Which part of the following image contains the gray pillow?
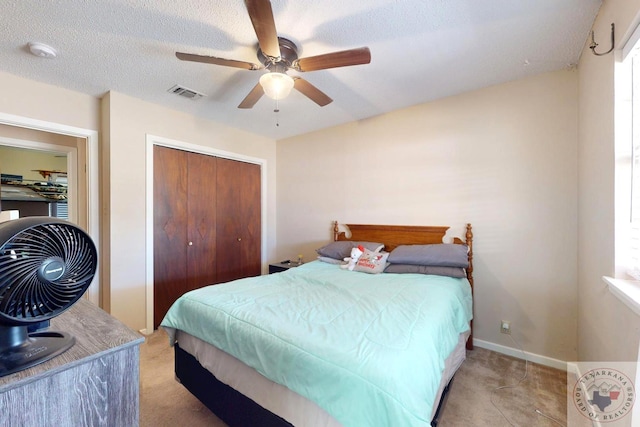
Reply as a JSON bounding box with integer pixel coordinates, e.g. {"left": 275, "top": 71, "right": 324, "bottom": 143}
{"left": 317, "top": 256, "right": 345, "bottom": 265}
{"left": 388, "top": 244, "right": 469, "bottom": 268}
{"left": 316, "top": 241, "right": 384, "bottom": 260}
{"left": 384, "top": 264, "right": 467, "bottom": 278}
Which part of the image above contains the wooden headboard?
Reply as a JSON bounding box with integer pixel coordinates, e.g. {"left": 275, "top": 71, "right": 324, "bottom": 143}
{"left": 333, "top": 221, "right": 473, "bottom": 283}
{"left": 333, "top": 221, "right": 474, "bottom": 350}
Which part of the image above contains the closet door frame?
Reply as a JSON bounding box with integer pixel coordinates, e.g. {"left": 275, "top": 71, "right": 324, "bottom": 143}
{"left": 144, "top": 134, "right": 267, "bottom": 334}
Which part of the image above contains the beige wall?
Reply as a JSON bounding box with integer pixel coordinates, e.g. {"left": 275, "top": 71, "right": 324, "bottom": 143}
{"left": 0, "top": 71, "right": 99, "bottom": 130}
{"left": 0, "top": 146, "right": 67, "bottom": 181}
{"left": 103, "top": 91, "right": 277, "bottom": 330}
{"left": 0, "top": 124, "right": 82, "bottom": 148}
{"left": 577, "top": 0, "right": 640, "bottom": 362}
{"left": 277, "top": 70, "right": 579, "bottom": 362}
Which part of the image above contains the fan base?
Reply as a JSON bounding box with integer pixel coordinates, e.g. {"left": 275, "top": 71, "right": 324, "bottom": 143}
{"left": 0, "top": 329, "right": 75, "bottom": 377}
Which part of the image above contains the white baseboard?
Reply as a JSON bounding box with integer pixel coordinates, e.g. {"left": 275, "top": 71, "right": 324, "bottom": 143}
{"left": 139, "top": 328, "right": 153, "bottom": 335}
{"left": 473, "top": 338, "right": 570, "bottom": 371}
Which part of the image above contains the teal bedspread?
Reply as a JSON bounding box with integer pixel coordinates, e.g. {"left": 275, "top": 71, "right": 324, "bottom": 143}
{"left": 161, "top": 261, "right": 472, "bottom": 427}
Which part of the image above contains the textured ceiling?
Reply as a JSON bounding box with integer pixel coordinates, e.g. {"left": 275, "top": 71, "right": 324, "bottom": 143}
{"left": 1, "top": 0, "right": 601, "bottom": 140}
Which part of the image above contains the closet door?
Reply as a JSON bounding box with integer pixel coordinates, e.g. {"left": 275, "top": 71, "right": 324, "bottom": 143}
{"left": 186, "top": 152, "right": 218, "bottom": 291}
{"left": 216, "top": 158, "right": 261, "bottom": 283}
{"left": 240, "top": 160, "right": 261, "bottom": 276}
{"left": 154, "top": 148, "right": 261, "bottom": 328}
{"left": 153, "top": 146, "right": 188, "bottom": 328}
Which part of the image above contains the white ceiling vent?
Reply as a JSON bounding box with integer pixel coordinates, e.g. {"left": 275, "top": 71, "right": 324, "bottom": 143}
{"left": 167, "top": 84, "right": 206, "bottom": 100}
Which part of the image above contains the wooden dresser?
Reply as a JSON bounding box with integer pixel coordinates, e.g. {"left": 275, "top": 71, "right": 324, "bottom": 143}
{"left": 0, "top": 298, "right": 144, "bottom": 426}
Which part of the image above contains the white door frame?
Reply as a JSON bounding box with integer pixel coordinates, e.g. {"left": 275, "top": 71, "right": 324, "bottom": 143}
{"left": 145, "top": 134, "right": 268, "bottom": 334}
{"left": 0, "top": 112, "right": 100, "bottom": 306}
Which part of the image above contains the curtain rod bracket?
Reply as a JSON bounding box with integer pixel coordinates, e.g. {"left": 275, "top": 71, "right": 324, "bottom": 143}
{"left": 590, "top": 23, "right": 615, "bottom": 56}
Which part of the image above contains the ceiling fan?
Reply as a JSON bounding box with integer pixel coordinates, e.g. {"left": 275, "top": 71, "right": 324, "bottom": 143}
{"left": 175, "top": 0, "right": 371, "bottom": 109}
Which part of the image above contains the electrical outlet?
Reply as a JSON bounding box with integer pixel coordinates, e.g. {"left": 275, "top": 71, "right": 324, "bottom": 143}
{"left": 500, "top": 320, "right": 511, "bottom": 335}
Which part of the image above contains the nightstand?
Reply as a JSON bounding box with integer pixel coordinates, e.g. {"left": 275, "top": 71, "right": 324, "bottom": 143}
{"left": 269, "top": 262, "right": 303, "bottom": 274}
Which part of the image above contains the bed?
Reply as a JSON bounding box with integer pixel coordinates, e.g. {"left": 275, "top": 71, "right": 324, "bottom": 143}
{"left": 161, "top": 222, "right": 474, "bottom": 427}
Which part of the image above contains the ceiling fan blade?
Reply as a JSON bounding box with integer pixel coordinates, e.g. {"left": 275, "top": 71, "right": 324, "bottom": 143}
{"left": 238, "top": 83, "right": 264, "bottom": 109}
{"left": 293, "top": 78, "right": 333, "bottom": 107}
{"left": 293, "top": 47, "right": 371, "bottom": 72}
{"left": 176, "top": 52, "right": 262, "bottom": 70}
{"left": 244, "top": 0, "right": 281, "bottom": 59}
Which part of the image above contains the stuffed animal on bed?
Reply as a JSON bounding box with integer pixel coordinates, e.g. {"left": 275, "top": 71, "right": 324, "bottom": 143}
{"left": 341, "top": 245, "right": 365, "bottom": 271}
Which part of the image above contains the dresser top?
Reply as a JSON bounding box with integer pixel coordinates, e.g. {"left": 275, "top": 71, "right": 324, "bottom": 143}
{"left": 0, "top": 298, "right": 144, "bottom": 391}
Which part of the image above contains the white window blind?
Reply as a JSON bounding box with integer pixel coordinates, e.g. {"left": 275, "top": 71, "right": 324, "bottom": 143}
{"left": 49, "top": 202, "right": 68, "bottom": 220}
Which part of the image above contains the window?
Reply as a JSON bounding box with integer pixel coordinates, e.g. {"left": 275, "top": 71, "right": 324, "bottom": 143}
{"left": 632, "top": 52, "right": 640, "bottom": 278}
{"left": 619, "top": 24, "right": 640, "bottom": 279}
{"left": 606, "top": 22, "right": 640, "bottom": 312}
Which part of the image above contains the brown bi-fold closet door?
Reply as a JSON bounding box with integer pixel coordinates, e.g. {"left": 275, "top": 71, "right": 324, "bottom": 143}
{"left": 153, "top": 146, "right": 261, "bottom": 328}
{"left": 215, "top": 157, "right": 262, "bottom": 284}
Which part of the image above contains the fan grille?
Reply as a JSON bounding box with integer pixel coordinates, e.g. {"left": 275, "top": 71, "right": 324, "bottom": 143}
{"left": 0, "top": 222, "right": 96, "bottom": 323}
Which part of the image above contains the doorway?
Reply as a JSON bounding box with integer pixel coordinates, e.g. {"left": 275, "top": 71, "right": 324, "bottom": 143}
{"left": 0, "top": 113, "right": 100, "bottom": 306}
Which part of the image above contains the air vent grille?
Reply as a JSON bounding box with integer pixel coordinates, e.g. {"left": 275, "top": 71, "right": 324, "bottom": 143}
{"left": 167, "top": 85, "right": 206, "bottom": 100}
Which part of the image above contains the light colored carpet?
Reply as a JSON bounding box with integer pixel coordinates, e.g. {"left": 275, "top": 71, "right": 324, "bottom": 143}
{"left": 140, "top": 329, "right": 567, "bottom": 426}
{"left": 140, "top": 329, "right": 226, "bottom": 427}
{"left": 439, "top": 345, "right": 568, "bottom": 426}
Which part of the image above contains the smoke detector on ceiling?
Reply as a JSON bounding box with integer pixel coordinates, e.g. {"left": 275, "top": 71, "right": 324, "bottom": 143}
{"left": 28, "top": 42, "right": 57, "bottom": 58}
{"left": 167, "top": 84, "right": 206, "bottom": 100}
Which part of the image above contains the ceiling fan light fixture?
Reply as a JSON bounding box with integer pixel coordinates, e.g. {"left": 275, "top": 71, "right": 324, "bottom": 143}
{"left": 177, "top": 1, "right": 370, "bottom": 109}
{"left": 259, "top": 72, "right": 294, "bottom": 100}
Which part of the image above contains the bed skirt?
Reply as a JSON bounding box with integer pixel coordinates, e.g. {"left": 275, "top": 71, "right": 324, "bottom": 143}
{"left": 175, "top": 343, "right": 293, "bottom": 427}
{"left": 174, "top": 330, "right": 468, "bottom": 427}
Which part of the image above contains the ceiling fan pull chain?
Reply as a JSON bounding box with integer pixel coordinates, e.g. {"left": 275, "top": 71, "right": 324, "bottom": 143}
{"left": 274, "top": 99, "right": 280, "bottom": 127}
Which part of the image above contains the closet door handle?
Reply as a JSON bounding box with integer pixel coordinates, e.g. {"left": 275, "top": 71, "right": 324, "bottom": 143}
{"left": 188, "top": 241, "right": 193, "bottom": 246}
{"left": 237, "top": 238, "right": 242, "bottom": 242}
